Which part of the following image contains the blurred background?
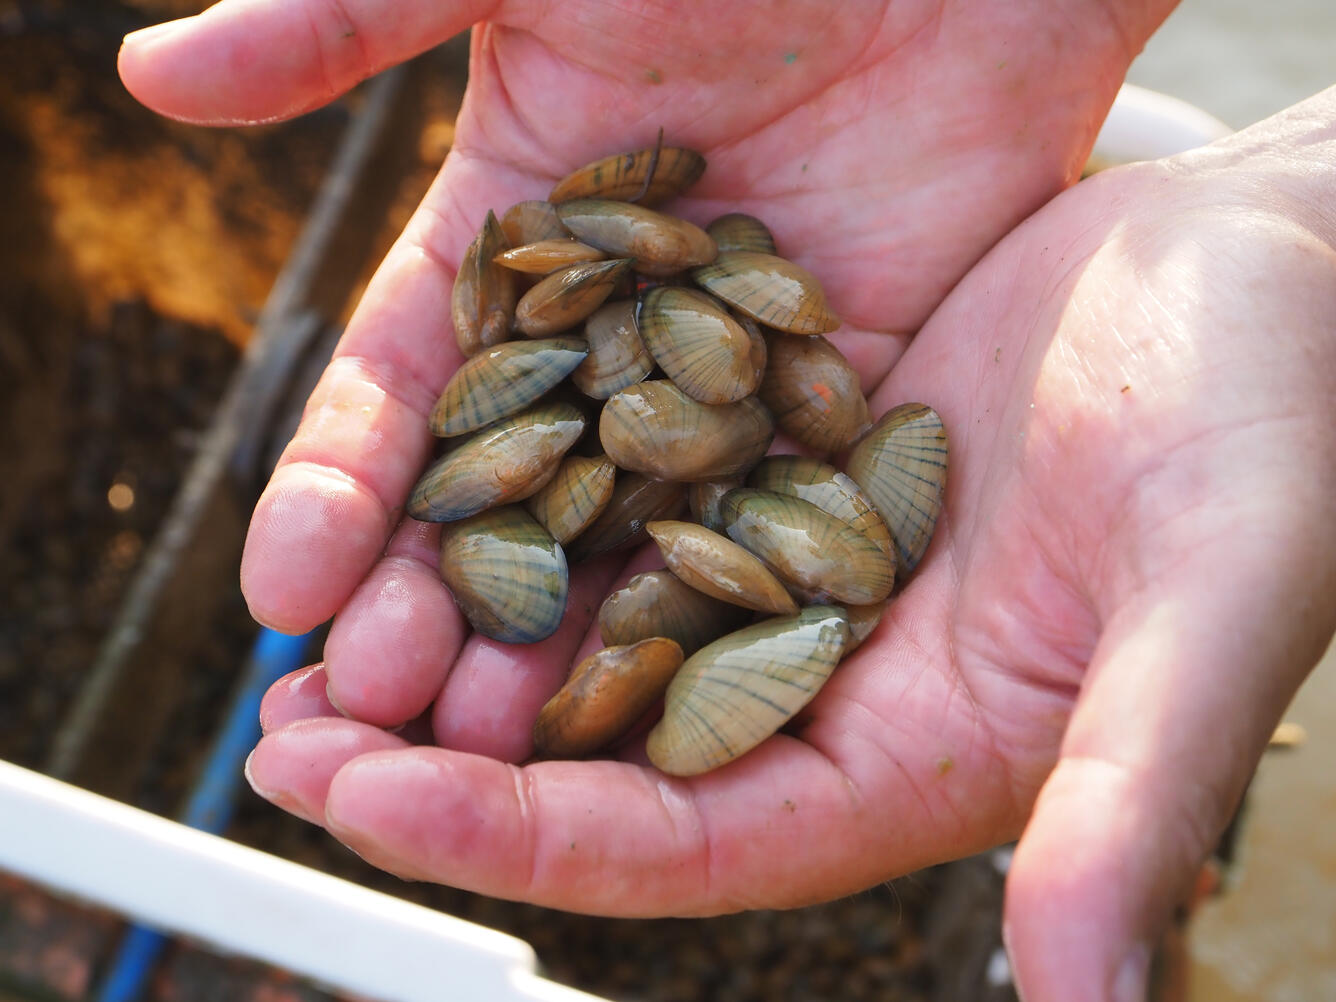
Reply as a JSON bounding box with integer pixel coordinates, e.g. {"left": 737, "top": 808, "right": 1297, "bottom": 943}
{"left": 0, "top": 1, "right": 1331, "bottom": 1000}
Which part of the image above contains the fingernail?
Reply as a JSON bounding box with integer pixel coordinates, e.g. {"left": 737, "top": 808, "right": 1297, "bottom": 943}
{"left": 243, "top": 749, "right": 271, "bottom": 798}
{"left": 1114, "top": 942, "right": 1151, "bottom": 1002}
{"left": 122, "top": 17, "right": 190, "bottom": 47}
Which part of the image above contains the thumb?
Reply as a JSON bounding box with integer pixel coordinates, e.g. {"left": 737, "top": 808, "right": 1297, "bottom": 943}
{"left": 118, "top": 0, "right": 497, "bottom": 126}
{"left": 1003, "top": 540, "right": 1335, "bottom": 1002}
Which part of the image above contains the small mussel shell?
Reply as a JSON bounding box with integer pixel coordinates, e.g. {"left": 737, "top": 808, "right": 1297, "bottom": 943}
{"left": 500, "top": 200, "right": 569, "bottom": 246}
{"left": 452, "top": 210, "right": 517, "bottom": 357}
{"left": 571, "top": 299, "right": 654, "bottom": 399}
{"left": 720, "top": 489, "right": 894, "bottom": 604}
{"left": 646, "top": 606, "right": 851, "bottom": 776}
{"left": 691, "top": 251, "right": 839, "bottom": 335}
{"left": 438, "top": 505, "right": 568, "bottom": 644}
{"left": 746, "top": 455, "right": 895, "bottom": 562}
{"left": 759, "top": 333, "right": 870, "bottom": 452}
{"left": 557, "top": 199, "right": 717, "bottom": 277}
{"left": 524, "top": 454, "right": 617, "bottom": 545}
{"left": 408, "top": 403, "right": 586, "bottom": 522}
{"left": 494, "top": 239, "right": 607, "bottom": 275}
{"left": 514, "top": 258, "right": 634, "bottom": 338}
{"left": 549, "top": 145, "right": 706, "bottom": 206}
{"left": 532, "top": 637, "right": 684, "bottom": 758}
{"left": 687, "top": 478, "right": 741, "bottom": 534}
{"left": 600, "top": 380, "right": 774, "bottom": 482}
{"left": 706, "top": 213, "right": 777, "bottom": 255}
{"left": 599, "top": 570, "right": 750, "bottom": 656}
{"left": 429, "top": 337, "right": 588, "bottom": 437}
{"left": 647, "top": 520, "right": 799, "bottom": 616}
{"left": 844, "top": 403, "right": 948, "bottom": 575}
{"left": 638, "top": 287, "right": 765, "bottom": 404}
{"left": 563, "top": 473, "right": 687, "bottom": 563}
{"left": 842, "top": 602, "right": 885, "bottom": 654}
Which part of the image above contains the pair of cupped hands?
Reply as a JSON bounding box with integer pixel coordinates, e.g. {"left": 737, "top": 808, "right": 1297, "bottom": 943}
{"left": 119, "top": 2, "right": 1336, "bottom": 999}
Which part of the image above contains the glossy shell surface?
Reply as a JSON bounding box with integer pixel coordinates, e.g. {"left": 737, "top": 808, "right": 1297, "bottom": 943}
{"left": 746, "top": 455, "right": 895, "bottom": 562}
{"left": 500, "top": 200, "right": 569, "bottom": 246}
{"left": 706, "top": 213, "right": 777, "bottom": 255}
{"left": 563, "top": 473, "right": 686, "bottom": 563}
{"left": 438, "top": 505, "right": 569, "bottom": 644}
{"left": 691, "top": 251, "right": 838, "bottom": 335}
{"left": 598, "top": 570, "right": 750, "bottom": 656}
{"left": 429, "top": 337, "right": 588, "bottom": 437}
{"left": 638, "top": 287, "right": 765, "bottom": 404}
{"left": 647, "top": 520, "right": 798, "bottom": 615}
{"left": 557, "top": 199, "right": 717, "bottom": 277}
{"left": 759, "top": 333, "right": 869, "bottom": 452}
{"left": 549, "top": 145, "right": 706, "bottom": 206}
{"left": 646, "top": 606, "right": 850, "bottom": 776}
{"left": 452, "top": 210, "right": 517, "bottom": 356}
{"left": 494, "top": 239, "right": 606, "bottom": 275}
{"left": 514, "top": 258, "right": 633, "bottom": 338}
{"left": 571, "top": 299, "right": 654, "bottom": 399}
{"left": 524, "top": 454, "right": 617, "bottom": 545}
{"left": 687, "top": 478, "right": 741, "bottom": 534}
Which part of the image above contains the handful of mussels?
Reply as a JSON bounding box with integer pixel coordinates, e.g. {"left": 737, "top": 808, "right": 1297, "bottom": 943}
{"left": 408, "top": 138, "right": 948, "bottom": 776}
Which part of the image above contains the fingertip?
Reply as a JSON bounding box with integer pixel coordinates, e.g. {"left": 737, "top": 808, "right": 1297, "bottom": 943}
{"left": 259, "top": 663, "right": 338, "bottom": 733}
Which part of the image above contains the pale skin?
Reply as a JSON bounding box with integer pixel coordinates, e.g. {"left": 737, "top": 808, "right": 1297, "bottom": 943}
{"left": 119, "top": 3, "right": 1336, "bottom": 1000}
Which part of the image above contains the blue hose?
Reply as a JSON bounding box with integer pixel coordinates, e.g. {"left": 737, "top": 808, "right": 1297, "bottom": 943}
{"left": 95, "top": 627, "right": 315, "bottom": 1002}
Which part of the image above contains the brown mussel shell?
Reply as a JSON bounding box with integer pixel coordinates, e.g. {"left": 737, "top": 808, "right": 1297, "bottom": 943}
{"left": 746, "top": 455, "right": 895, "bottom": 562}
{"left": 647, "top": 520, "right": 799, "bottom": 616}
{"left": 691, "top": 251, "right": 838, "bottom": 335}
{"left": 524, "top": 454, "right": 617, "bottom": 545}
{"left": 532, "top": 637, "right": 685, "bottom": 758}
{"left": 557, "top": 199, "right": 717, "bottom": 277}
{"left": 687, "top": 478, "right": 742, "bottom": 534}
{"left": 600, "top": 380, "right": 773, "bottom": 482}
{"left": 571, "top": 299, "right": 654, "bottom": 399}
{"left": 451, "top": 210, "right": 517, "bottom": 357}
{"left": 638, "top": 287, "right": 765, "bottom": 404}
{"left": 438, "top": 505, "right": 569, "bottom": 644}
{"left": 563, "top": 473, "right": 687, "bottom": 563}
{"left": 494, "top": 239, "right": 607, "bottom": 275}
{"left": 646, "top": 606, "right": 850, "bottom": 776}
{"left": 549, "top": 145, "right": 706, "bottom": 206}
{"left": 408, "top": 403, "right": 586, "bottom": 522}
{"left": 500, "top": 200, "right": 569, "bottom": 246}
{"left": 598, "top": 570, "right": 750, "bottom": 656}
{"left": 844, "top": 403, "right": 948, "bottom": 575}
{"left": 514, "top": 258, "right": 634, "bottom": 338}
{"left": 720, "top": 489, "right": 894, "bottom": 604}
{"left": 759, "top": 332, "right": 870, "bottom": 452}
{"left": 706, "top": 213, "right": 777, "bottom": 255}
{"left": 429, "top": 337, "right": 588, "bottom": 438}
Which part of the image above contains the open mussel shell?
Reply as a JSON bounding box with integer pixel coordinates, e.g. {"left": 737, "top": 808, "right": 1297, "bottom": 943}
{"left": 646, "top": 606, "right": 850, "bottom": 776}
{"left": 532, "top": 637, "right": 684, "bottom": 758}
{"left": 638, "top": 287, "right": 765, "bottom": 404}
{"left": 408, "top": 403, "right": 586, "bottom": 522}
{"left": 720, "top": 489, "right": 894, "bottom": 604}
{"left": 524, "top": 454, "right": 617, "bottom": 545}
{"left": 599, "top": 570, "right": 750, "bottom": 656}
{"left": 706, "top": 213, "right": 777, "bottom": 255}
{"left": 746, "top": 455, "right": 895, "bottom": 562}
{"left": 571, "top": 299, "right": 654, "bottom": 399}
{"left": 494, "top": 239, "right": 607, "bottom": 275}
{"left": 647, "top": 520, "right": 798, "bottom": 616}
{"left": 844, "top": 403, "right": 948, "bottom": 575}
{"left": 690, "top": 251, "right": 839, "bottom": 335}
{"left": 514, "top": 258, "right": 634, "bottom": 338}
{"left": 452, "top": 210, "right": 516, "bottom": 357}
{"left": 438, "top": 505, "right": 569, "bottom": 644}
{"left": 687, "top": 478, "right": 741, "bottom": 534}
{"left": 557, "top": 199, "right": 717, "bottom": 277}
{"left": 759, "top": 332, "right": 870, "bottom": 452}
{"left": 600, "top": 380, "right": 773, "bottom": 482}
{"left": 429, "top": 337, "right": 588, "bottom": 437}
{"left": 563, "top": 473, "right": 686, "bottom": 563}
{"left": 500, "top": 200, "right": 569, "bottom": 246}
{"left": 549, "top": 145, "right": 706, "bottom": 206}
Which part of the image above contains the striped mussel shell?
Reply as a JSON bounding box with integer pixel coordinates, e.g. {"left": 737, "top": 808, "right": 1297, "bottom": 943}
{"left": 451, "top": 209, "right": 517, "bottom": 357}
{"left": 524, "top": 454, "right": 617, "bottom": 545}
{"left": 690, "top": 251, "right": 839, "bottom": 335}
{"left": 570, "top": 299, "right": 654, "bottom": 399}
{"left": 599, "top": 380, "right": 773, "bottom": 483}
{"left": 843, "top": 602, "right": 885, "bottom": 654}
{"left": 494, "top": 239, "right": 607, "bottom": 275}
{"left": 514, "top": 258, "right": 634, "bottom": 338}
{"left": 720, "top": 488, "right": 894, "bottom": 604}
{"left": 500, "top": 200, "right": 569, "bottom": 246}
{"left": 759, "top": 332, "right": 870, "bottom": 452}
{"left": 746, "top": 455, "right": 895, "bottom": 563}
{"left": 637, "top": 287, "right": 766, "bottom": 404}
{"left": 549, "top": 144, "right": 706, "bottom": 206}
{"left": 706, "top": 213, "right": 776, "bottom": 255}
{"left": 556, "top": 199, "right": 717, "bottom": 277}
{"left": 429, "top": 337, "right": 588, "bottom": 437}
{"left": 563, "top": 472, "right": 687, "bottom": 563}
{"left": 646, "top": 520, "right": 798, "bottom": 616}
{"left": 407, "top": 403, "right": 586, "bottom": 522}
{"left": 532, "top": 636, "right": 685, "bottom": 758}
{"left": 687, "top": 478, "right": 741, "bottom": 534}
{"left": 598, "top": 570, "right": 750, "bottom": 656}
{"left": 844, "top": 403, "right": 948, "bottom": 575}
{"left": 646, "top": 606, "right": 850, "bottom": 776}
{"left": 438, "top": 505, "right": 569, "bottom": 644}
